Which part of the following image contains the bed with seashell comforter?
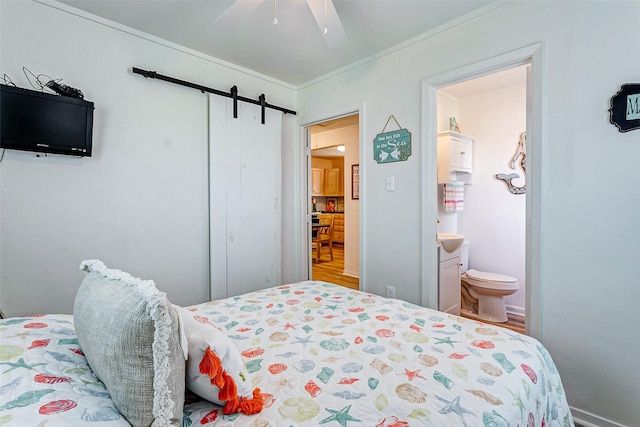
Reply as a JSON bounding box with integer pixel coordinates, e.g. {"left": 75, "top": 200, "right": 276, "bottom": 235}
{"left": 1, "top": 280, "right": 573, "bottom": 426}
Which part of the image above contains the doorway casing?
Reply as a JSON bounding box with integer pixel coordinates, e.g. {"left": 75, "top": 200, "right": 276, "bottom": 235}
{"left": 298, "top": 102, "right": 366, "bottom": 290}
{"left": 420, "top": 43, "right": 545, "bottom": 340}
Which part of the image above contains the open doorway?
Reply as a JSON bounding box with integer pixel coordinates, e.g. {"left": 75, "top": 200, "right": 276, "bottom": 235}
{"left": 437, "top": 65, "right": 528, "bottom": 334}
{"left": 306, "top": 114, "right": 360, "bottom": 290}
{"left": 421, "top": 43, "right": 544, "bottom": 339}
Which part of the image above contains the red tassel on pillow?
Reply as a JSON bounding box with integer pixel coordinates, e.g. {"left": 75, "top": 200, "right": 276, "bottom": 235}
{"left": 199, "top": 345, "right": 265, "bottom": 415}
{"left": 238, "top": 388, "right": 264, "bottom": 415}
{"left": 224, "top": 387, "right": 264, "bottom": 415}
{"left": 218, "top": 371, "right": 238, "bottom": 402}
{"left": 199, "top": 346, "right": 225, "bottom": 388}
{"left": 222, "top": 397, "right": 240, "bottom": 415}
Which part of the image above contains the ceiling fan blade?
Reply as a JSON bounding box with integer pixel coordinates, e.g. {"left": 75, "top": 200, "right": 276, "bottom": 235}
{"left": 305, "top": 0, "right": 346, "bottom": 45}
{"left": 212, "top": 0, "right": 265, "bottom": 24}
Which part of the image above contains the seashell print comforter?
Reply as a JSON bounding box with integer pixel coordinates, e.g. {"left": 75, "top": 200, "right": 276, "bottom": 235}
{"left": 181, "top": 281, "right": 574, "bottom": 426}
{"left": 0, "top": 281, "right": 574, "bottom": 426}
{"left": 0, "top": 314, "right": 128, "bottom": 426}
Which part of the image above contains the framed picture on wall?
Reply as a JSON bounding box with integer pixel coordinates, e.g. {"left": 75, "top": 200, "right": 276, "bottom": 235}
{"left": 352, "top": 164, "right": 360, "bottom": 199}
{"left": 326, "top": 198, "right": 337, "bottom": 212}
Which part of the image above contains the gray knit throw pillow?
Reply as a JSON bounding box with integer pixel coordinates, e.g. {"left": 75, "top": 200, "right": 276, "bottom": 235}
{"left": 74, "top": 260, "right": 185, "bottom": 427}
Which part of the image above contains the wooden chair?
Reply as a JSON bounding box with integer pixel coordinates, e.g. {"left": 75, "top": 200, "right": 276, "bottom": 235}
{"left": 313, "top": 214, "right": 334, "bottom": 262}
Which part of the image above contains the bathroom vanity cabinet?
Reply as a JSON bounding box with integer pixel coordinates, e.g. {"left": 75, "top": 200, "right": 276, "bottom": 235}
{"left": 438, "top": 246, "right": 461, "bottom": 315}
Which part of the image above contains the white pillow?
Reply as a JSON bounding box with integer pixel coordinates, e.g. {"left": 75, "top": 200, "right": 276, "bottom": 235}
{"left": 176, "top": 306, "right": 264, "bottom": 415}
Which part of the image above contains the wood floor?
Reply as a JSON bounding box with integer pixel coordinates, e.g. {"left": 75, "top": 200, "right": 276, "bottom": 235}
{"left": 311, "top": 243, "right": 359, "bottom": 290}
{"left": 312, "top": 244, "right": 526, "bottom": 334}
{"left": 460, "top": 311, "right": 526, "bottom": 335}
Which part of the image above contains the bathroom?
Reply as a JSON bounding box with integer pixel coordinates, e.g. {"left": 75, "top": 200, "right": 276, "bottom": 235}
{"left": 437, "top": 65, "right": 528, "bottom": 327}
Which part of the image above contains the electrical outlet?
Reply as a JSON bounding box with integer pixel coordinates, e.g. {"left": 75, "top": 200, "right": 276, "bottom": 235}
{"left": 385, "top": 286, "right": 396, "bottom": 299}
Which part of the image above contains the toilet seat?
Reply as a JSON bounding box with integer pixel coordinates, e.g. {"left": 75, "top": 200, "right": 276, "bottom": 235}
{"left": 462, "top": 269, "right": 519, "bottom": 291}
{"left": 465, "top": 269, "right": 517, "bottom": 283}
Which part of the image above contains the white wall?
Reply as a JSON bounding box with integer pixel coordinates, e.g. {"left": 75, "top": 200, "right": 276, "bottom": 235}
{"left": 0, "top": 1, "right": 297, "bottom": 316}
{"left": 297, "top": 2, "right": 640, "bottom": 425}
{"left": 458, "top": 83, "right": 527, "bottom": 312}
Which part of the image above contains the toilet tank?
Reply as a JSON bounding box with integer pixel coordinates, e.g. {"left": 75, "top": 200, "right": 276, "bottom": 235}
{"left": 460, "top": 241, "right": 470, "bottom": 273}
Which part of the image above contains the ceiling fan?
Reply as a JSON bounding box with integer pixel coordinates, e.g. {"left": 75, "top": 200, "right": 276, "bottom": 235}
{"left": 213, "top": 0, "right": 345, "bottom": 45}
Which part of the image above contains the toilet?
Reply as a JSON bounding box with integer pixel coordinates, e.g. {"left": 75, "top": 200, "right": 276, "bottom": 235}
{"left": 459, "top": 242, "right": 519, "bottom": 323}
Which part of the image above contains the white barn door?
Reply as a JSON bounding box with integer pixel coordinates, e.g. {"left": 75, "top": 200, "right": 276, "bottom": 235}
{"left": 209, "top": 95, "right": 282, "bottom": 299}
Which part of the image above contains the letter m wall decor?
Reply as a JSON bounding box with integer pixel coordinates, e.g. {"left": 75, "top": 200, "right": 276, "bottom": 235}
{"left": 609, "top": 83, "right": 640, "bottom": 132}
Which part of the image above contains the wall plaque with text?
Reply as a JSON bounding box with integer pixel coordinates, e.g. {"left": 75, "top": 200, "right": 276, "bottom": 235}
{"left": 609, "top": 83, "right": 640, "bottom": 133}
{"left": 373, "top": 129, "right": 412, "bottom": 163}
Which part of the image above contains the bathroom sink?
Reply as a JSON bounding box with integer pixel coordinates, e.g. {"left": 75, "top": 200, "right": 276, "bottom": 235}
{"left": 437, "top": 233, "right": 464, "bottom": 252}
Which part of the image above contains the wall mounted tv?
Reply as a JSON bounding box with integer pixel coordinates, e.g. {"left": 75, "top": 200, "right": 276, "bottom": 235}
{"left": 0, "top": 84, "right": 94, "bottom": 157}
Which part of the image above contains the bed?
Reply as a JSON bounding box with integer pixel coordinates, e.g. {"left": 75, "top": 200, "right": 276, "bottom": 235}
{"left": 0, "top": 261, "right": 574, "bottom": 426}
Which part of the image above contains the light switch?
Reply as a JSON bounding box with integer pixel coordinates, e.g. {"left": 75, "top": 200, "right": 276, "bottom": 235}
{"left": 386, "top": 176, "right": 395, "bottom": 191}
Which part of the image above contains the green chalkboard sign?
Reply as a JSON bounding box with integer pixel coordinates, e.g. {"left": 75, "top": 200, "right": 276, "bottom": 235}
{"left": 373, "top": 128, "right": 412, "bottom": 163}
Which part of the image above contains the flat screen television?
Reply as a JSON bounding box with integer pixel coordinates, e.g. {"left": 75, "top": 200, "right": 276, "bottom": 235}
{"left": 0, "top": 83, "right": 94, "bottom": 157}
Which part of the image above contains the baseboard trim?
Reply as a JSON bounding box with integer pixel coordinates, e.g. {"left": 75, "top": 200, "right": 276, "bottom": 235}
{"left": 571, "top": 406, "right": 628, "bottom": 427}
{"left": 342, "top": 270, "right": 359, "bottom": 279}
{"left": 505, "top": 304, "right": 525, "bottom": 317}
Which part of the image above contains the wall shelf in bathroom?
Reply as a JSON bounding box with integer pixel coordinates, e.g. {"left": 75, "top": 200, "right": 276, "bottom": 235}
{"left": 437, "top": 131, "right": 473, "bottom": 183}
